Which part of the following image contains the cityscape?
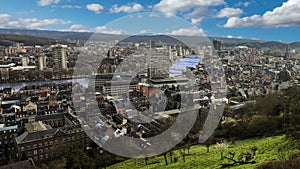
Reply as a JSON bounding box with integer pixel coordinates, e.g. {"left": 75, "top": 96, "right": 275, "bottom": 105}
{"left": 0, "top": 0, "right": 300, "bottom": 169}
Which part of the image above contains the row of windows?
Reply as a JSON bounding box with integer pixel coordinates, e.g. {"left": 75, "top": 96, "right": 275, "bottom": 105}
{"left": 32, "top": 154, "right": 49, "bottom": 161}
{"left": 0, "top": 134, "right": 14, "bottom": 140}
{"left": 0, "top": 147, "right": 15, "bottom": 151}
{"left": 1, "top": 129, "right": 17, "bottom": 133}
{"left": 20, "top": 135, "right": 86, "bottom": 150}
{"left": 0, "top": 139, "right": 14, "bottom": 145}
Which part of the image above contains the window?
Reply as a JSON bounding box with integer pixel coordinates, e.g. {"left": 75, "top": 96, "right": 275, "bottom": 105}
{"left": 33, "top": 150, "right": 37, "bottom": 155}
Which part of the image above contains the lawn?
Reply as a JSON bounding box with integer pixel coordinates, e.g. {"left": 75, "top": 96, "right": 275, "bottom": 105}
{"left": 107, "top": 135, "right": 299, "bottom": 169}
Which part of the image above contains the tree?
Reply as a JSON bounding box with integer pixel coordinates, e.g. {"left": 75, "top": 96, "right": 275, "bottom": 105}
{"left": 215, "top": 141, "right": 228, "bottom": 160}
{"left": 203, "top": 135, "right": 213, "bottom": 153}
{"left": 65, "top": 148, "right": 94, "bottom": 169}
{"left": 180, "top": 150, "right": 186, "bottom": 163}
{"left": 144, "top": 157, "right": 148, "bottom": 166}
{"left": 163, "top": 152, "right": 168, "bottom": 165}
{"left": 168, "top": 151, "right": 173, "bottom": 163}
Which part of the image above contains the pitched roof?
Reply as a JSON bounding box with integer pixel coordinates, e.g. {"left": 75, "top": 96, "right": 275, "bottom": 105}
{"left": 0, "top": 159, "right": 35, "bottom": 169}
{"left": 16, "top": 125, "right": 82, "bottom": 144}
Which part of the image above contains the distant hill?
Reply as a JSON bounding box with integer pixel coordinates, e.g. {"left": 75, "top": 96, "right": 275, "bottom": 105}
{"left": 223, "top": 41, "right": 288, "bottom": 51}
{"left": 121, "top": 35, "right": 184, "bottom": 44}
{"left": 0, "top": 33, "right": 68, "bottom": 47}
{"left": 0, "top": 28, "right": 126, "bottom": 42}
{"left": 0, "top": 28, "right": 91, "bottom": 40}
{"left": 290, "top": 42, "right": 300, "bottom": 49}
{"left": 0, "top": 28, "right": 299, "bottom": 52}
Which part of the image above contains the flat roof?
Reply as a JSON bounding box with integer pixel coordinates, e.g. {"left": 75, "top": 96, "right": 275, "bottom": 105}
{"left": 149, "top": 77, "right": 188, "bottom": 84}
{"left": 0, "top": 125, "right": 18, "bottom": 131}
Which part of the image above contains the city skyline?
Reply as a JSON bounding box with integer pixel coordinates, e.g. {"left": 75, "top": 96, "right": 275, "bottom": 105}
{"left": 0, "top": 0, "right": 299, "bottom": 42}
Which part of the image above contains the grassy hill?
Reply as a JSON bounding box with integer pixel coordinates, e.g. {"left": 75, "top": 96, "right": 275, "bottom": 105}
{"left": 107, "top": 135, "right": 299, "bottom": 169}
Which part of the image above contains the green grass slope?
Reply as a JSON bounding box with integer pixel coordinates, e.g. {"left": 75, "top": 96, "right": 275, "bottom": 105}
{"left": 107, "top": 135, "right": 299, "bottom": 169}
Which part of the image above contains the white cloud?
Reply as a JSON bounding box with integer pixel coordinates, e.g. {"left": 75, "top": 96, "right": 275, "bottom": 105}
{"left": 95, "top": 26, "right": 127, "bottom": 35}
{"left": 251, "top": 37, "right": 260, "bottom": 40}
{"left": 1, "top": 18, "right": 70, "bottom": 29}
{"left": 86, "top": 4, "right": 104, "bottom": 14}
{"left": 139, "top": 29, "right": 150, "bottom": 34}
{"left": 0, "top": 13, "right": 70, "bottom": 30}
{"left": 0, "top": 14, "right": 12, "bottom": 23}
{"left": 37, "top": 0, "right": 60, "bottom": 6}
{"left": 224, "top": 0, "right": 300, "bottom": 28}
{"left": 61, "top": 5, "right": 82, "bottom": 9}
{"left": 191, "top": 18, "right": 203, "bottom": 25}
{"left": 62, "top": 25, "right": 128, "bottom": 34}
{"left": 154, "top": 0, "right": 226, "bottom": 17}
{"left": 110, "top": 3, "right": 143, "bottom": 13}
{"left": 235, "top": 2, "right": 250, "bottom": 7}
{"left": 226, "top": 35, "right": 243, "bottom": 39}
{"left": 64, "top": 24, "right": 90, "bottom": 32}
{"left": 217, "top": 8, "right": 243, "bottom": 18}
{"left": 168, "top": 27, "right": 205, "bottom": 36}
{"left": 243, "top": 2, "right": 250, "bottom": 7}
{"left": 15, "top": 10, "right": 36, "bottom": 15}
{"left": 184, "top": 7, "right": 208, "bottom": 25}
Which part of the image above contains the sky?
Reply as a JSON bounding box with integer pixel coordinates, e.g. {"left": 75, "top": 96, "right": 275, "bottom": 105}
{"left": 0, "top": 0, "right": 299, "bottom": 42}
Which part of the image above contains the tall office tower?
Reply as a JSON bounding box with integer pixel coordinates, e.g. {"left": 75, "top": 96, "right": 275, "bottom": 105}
{"left": 213, "top": 39, "right": 222, "bottom": 51}
{"left": 178, "top": 46, "right": 183, "bottom": 56}
{"left": 150, "top": 40, "right": 156, "bottom": 50}
{"left": 146, "top": 49, "right": 170, "bottom": 79}
{"left": 21, "top": 56, "right": 29, "bottom": 66}
{"left": 284, "top": 44, "right": 290, "bottom": 59}
{"left": 52, "top": 44, "right": 67, "bottom": 69}
{"left": 36, "top": 55, "right": 47, "bottom": 71}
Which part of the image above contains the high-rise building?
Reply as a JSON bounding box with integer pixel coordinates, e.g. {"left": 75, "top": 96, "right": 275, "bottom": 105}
{"left": 213, "top": 39, "right": 222, "bottom": 51}
{"left": 150, "top": 40, "right": 156, "bottom": 50}
{"left": 21, "top": 56, "right": 29, "bottom": 66}
{"left": 284, "top": 44, "right": 290, "bottom": 59}
{"left": 146, "top": 49, "right": 170, "bottom": 79}
{"left": 52, "top": 44, "right": 67, "bottom": 69}
{"left": 36, "top": 55, "right": 46, "bottom": 71}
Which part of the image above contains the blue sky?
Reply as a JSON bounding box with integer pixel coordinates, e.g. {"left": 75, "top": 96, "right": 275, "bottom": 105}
{"left": 0, "top": 0, "right": 299, "bottom": 42}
